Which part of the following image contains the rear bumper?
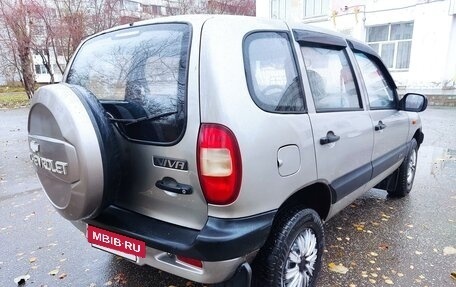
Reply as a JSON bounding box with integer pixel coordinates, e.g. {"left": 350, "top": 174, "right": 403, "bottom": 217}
{"left": 72, "top": 205, "right": 275, "bottom": 283}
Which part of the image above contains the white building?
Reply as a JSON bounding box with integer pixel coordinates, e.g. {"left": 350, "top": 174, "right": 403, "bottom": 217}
{"left": 33, "top": 52, "right": 66, "bottom": 83}
{"left": 257, "top": 0, "right": 456, "bottom": 94}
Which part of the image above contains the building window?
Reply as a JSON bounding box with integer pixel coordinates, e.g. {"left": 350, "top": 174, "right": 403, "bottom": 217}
{"left": 271, "top": 0, "right": 285, "bottom": 19}
{"left": 35, "top": 64, "right": 47, "bottom": 75}
{"left": 366, "top": 22, "right": 413, "bottom": 70}
{"left": 304, "top": 0, "right": 329, "bottom": 17}
{"left": 123, "top": 0, "right": 141, "bottom": 12}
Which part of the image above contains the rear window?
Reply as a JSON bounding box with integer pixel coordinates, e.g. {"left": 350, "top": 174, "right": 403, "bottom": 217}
{"left": 66, "top": 23, "right": 191, "bottom": 144}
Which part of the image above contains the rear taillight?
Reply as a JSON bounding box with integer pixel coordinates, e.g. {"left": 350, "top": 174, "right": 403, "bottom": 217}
{"left": 197, "top": 124, "right": 242, "bottom": 205}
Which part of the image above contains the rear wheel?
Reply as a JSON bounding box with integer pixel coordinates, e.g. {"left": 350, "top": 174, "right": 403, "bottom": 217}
{"left": 388, "top": 138, "right": 418, "bottom": 198}
{"left": 253, "top": 208, "right": 324, "bottom": 287}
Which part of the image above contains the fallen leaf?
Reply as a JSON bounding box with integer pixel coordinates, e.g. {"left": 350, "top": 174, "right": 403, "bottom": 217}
{"left": 370, "top": 252, "right": 379, "bottom": 257}
{"left": 328, "top": 262, "right": 349, "bottom": 274}
{"left": 369, "top": 279, "right": 376, "bottom": 283}
{"left": 370, "top": 273, "right": 378, "bottom": 278}
{"left": 114, "top": 273, "right": 127, "bottom": 284}
{"left": 48, "top": 269, "right": 59, "bottom": 276}
{"left": 379, "top": 243, "right": 389, "bottom": 250}
{"left": 13, "top": 275, "right": 30, "bottom": 285}
{"left": 406, "top": 236, "right": 413, "bottom": 239}
{"left": 415, "top": 251, "right": 423, "bottom": 255}
{"left": 443, "top": 246, "right": 456, "bottom": 255}
{"left": 397, "top": 273, "right": 404, "bottom": 277}
{"left": 451, "top": 272, "right": 456, "bottom": 280}
{"left": 59, "top": 273, "right": 67, "bottom": 279}
{"left": 29, "top": 257, "right": 37, "bottom": 263}
{"left": 385, "top": 279, "right": 394, "bottom": 285}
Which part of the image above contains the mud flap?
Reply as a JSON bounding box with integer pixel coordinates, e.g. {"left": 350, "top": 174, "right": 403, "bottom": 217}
{"left": 212, "top": 263, "right": 252, "bottom": 287}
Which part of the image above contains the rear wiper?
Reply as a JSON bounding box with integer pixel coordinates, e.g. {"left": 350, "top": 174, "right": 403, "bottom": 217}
{"left": 108, "top": 111, "right": 177, "bottom": 126}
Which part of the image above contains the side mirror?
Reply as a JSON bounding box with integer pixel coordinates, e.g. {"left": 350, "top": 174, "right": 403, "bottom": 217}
{"left": 399, "top": 93, "right": 428, "bottom": 112}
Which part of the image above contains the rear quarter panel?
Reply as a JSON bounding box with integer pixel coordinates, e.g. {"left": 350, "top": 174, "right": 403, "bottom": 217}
{"left": 199, "top": 17, "right": 318, "bottom": 218}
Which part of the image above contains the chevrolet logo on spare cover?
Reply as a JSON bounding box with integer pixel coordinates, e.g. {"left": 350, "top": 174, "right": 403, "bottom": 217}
{"left": 30, "top": 140, "right": 40, "bottom": 153}
{"left": 29, "top": 140, "right": 68, "bottom": 176}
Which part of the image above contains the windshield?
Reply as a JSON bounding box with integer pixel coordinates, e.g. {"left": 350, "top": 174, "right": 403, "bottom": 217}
{"left": 66, "top": 23, "right": 191, "bottom": 144}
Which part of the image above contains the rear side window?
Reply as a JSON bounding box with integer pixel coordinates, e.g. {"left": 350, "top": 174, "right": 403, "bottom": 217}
{"left": 300, "top": 46, "right": 361, "bottom": 112}
{"left": 244, "top": 32, "right": 304, "bottom": 113}
{"left": 354, "top": 52, "right": 396, "bottom": 109}
{"left": 67, "top": 23, "right": 191, "bottom": 144}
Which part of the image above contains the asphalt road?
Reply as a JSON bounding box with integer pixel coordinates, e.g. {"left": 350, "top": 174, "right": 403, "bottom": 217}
{"left": 0, "top": 107, "right": 455, "bottom": 287}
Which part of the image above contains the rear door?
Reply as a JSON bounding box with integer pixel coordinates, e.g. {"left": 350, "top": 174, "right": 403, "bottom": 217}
{"left": 351, "top": 48, "right": 409, "bottom": 180}
{"left": 65, "top": 21, "right": 208, "bottom": 230}
{"left": 294, "top": 30, "right": 374, "bottom": 205}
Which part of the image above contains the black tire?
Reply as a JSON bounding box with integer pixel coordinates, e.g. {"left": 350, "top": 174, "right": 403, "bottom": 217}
{"left": 388, "top": 138, "right": 418, "bottom": 198}
{"left": 69, "top": 84, "right": 122, "bottom": 216}
{"left": 252, "top": 208, "right": 324, "bottom": 287}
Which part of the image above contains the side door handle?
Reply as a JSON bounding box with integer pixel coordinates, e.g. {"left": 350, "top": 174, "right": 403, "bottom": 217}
{"left": 320, "top": 131, "right": 340, "bottom": 145}
{"left": 155, "top": 177, "right": 193, "bottom": 195}
{"left": 375, "top": 121, "right": 387, "bottom": 131}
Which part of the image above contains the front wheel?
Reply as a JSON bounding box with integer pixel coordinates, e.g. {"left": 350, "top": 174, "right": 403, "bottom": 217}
{"left": 253, "top": 208, "right": 324, "bottom": 287}
{"left": 388, "top": 138, "right": 418, "bottom": 197}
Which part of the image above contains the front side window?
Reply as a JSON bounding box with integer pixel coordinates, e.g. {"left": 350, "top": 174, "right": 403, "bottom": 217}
{"left": 354, "top": 52, "right": 396, "bottom": 109}
{"left": 244, "top": 32, "right": 304, "bottom": 113}
{"left": 366, "top": 22, "right": 413, "bottom": 70}
{"left": 300, "top": 46, "right": 361, "bottom": 111}
{"left": 67, "top": 23, "right": 190, "bottom": 144}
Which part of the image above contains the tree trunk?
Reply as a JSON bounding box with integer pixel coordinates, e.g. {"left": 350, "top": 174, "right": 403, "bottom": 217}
{"left": 18, "top": 44, "right": 35, "bottom": 99}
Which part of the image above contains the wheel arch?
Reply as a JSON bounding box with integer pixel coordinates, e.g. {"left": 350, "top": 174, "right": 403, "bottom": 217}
{"left": 412, "top": 128, "right": 424, "bottom": 148}
{"left": 276, "top": 182, "right": 332, "bottom": 222}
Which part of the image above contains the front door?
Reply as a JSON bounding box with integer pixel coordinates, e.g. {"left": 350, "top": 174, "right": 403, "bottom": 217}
{"left": 353, "top": 52, "right": 409, "bottom": 180}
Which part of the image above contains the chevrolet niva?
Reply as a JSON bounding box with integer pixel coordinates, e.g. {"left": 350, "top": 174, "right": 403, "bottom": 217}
{"left": 28, "top": 15, "right": 427, "bottom": 287}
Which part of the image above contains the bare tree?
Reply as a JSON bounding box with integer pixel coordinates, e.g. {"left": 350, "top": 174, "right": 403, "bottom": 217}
{"left": 166, "top": 0, "right": 255, "bottom": 16}
{"left": 0, "top": 22, "right": 23, "bottom": 83}
{"left": 0, "top": 0, "right": 36, "bottom": 98}
{"left": 206, "top": 0, "right": 255, "bottom": 16}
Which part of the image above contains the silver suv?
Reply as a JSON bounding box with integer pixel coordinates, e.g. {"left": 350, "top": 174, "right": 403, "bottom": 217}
{"left": 28, "top": 15, "right": 427, "bottom": 287}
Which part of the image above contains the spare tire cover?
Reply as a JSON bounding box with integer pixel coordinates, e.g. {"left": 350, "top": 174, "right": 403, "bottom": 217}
{"left": 28, "top": 83, "right": 120, "bottom": 220}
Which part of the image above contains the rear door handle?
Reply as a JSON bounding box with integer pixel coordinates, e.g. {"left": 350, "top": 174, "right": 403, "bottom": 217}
{"left": 320, "top": 131, "right": 340, "bottom": 145}
{"left": 375, "top": 121, "right": 387, "bottom": 131}
{"left": 155, "top": 177, "right": 193, "bottom": 195}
